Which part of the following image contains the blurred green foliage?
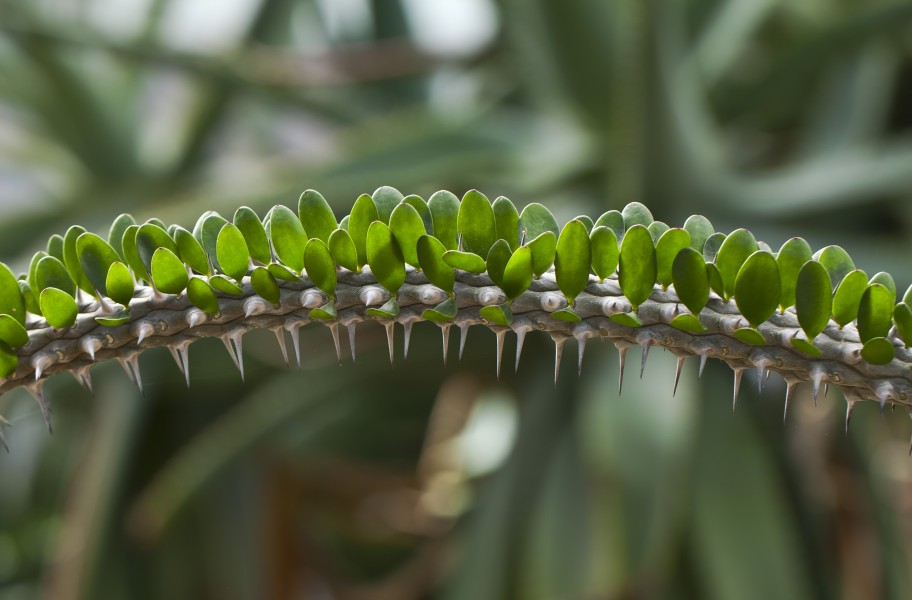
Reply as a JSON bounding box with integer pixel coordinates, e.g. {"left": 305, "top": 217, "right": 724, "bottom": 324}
{"left": 1, "top": 0, "right": 912, "bottom": 598}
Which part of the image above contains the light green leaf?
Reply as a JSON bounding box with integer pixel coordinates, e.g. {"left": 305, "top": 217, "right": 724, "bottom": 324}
{"left": 371, "top": 186, "right": 404, "bottom": 224}
{"left": 861, "top": 337, "right": 894, "bottom": 365}
{"left": 794, "top": 260, "right": 831, "bottom": 340}
{"left": 670, "top": 314, "right": 707, "bottom": 333}
{"left": 250, "top": 267, "right": 280, "bottom": 306}
{"left": 683, "top": 214, "right": 714, "bottom": 252}
{"left": 268, "top": 262, "right": 299, "bottom": 282}
{"left": 832, "top": 269, "right": 868, "bottom": 328}
{"left": 857, "top": 283, "right": 892, "bottom": 343}
{"left": 776, "top": 237, "right": 813, "bottom": 311}
{"left": 136, "top": 223, "right": 179, "bottom": 275}
{"left": 422, "top": 298, "right": 457, "bottom": 322}
{"left": 402, "top": 194, "right": 432, "bottom": 233}
{"left": 589, "top": 226, "right": 618, "bottom": 282}
{"left": 105, "top": 261, "right": 135, "bottom": 306}
{"left": 672, "top": 247, "right": 710, "bottom": 316}
{"left": 493, "top": 196, "right": 520, "bottom": 251}
{"left": 520, "top": 203, "right": 560, "bottom": 241}
{"left": 527, "top": 231, "right": 557, "bottom": 278}
{"left": 304, "top": 238, "right": 337, "bottom": 299}
{"left": 0, "top": 343, "right": 16, "bottom": 377}
{"left": 349, "top": 194, "right": 380, "bottom": 268}
{"left": 443, "top": 250, "right": 487, "bottom": 274}
{"left": 814, "top": 245, "right": 855, "bottom": 291}
{"left": 19, "top": 280, "right": 39, "bottom": 316}
{"left": 64, "top": 225, "right": 94, "bottom": 295}
{"left": 269, "top": 205, "right": 307, "bottom": 273}
{"left": 893, "top": 303, "right": 912, "bottom": 347}
{"left": 594, "top": 210, "right": 624, "bottom": 238}
{"left": 198, "top": 213, "right": 229, "bottom": 271}
{"left": 39, "top": 287, "right": 78, "bottom": 329}
{"left": 0, "top": 314, "right": 28, "bottom": 348}
{"left": 618, "top": 224, "right": 656, "bottom": 311}
{"left": 573, "top": 215, "right": 594, "bottom": 233}
{"left": 702, "top": 232, "right": 726, "bottom": 263}
{"left": 47, "top": 234, "right": 65, "bottom": 262}
{"left": 95, "top": 308, "right": 131, "bottom": 327}
{"left": 869, "top": 271, "right": 896, "bottom": 302}
{"left": 621, "top": 202, "right": 653, "bottom": 228}
{"left": 486, "top": 240, "right": 512, "bottom": 290}
{"left": 107, "top": 213, "right": 136, "bottom": 260}
{"left": 734, "top": 251, "right": 781, "bottom": 328}
{"left": 502, "top": 246, "right": 533, "bottom": 301}
{"left": 367, "top": 221, "right": 405, "bottom": 295}
{"left": 389, "top": 202, "right": 426, "bottom": 268}
{"left": 328, "top": 228, "right": 359, "bottom": 272}
{"left": 76, "top": 232, "right": 121, "bottom": 296}
{"left": 174, "top": 226, "right": 211, "bottom": 276}
{"left": 555, "top": 220, "right": 591, "bottom": 305}
{"left": 36, "top": 256, "right": 75, "bottom": 296}
{"left": 480, "top": 303, "right": 513, "bottom": 326}
{"left": 655, "top": 228, "right": 691, "bottom": 289}
{"left": 417, "top": 235, "right": 455, "bottom": 294}
{"left": 428, "top": 190, "right": 459, "bottom": 250}
{"left": 233, "top": 207, "right": 271, "bottom": 264}
{"left": 151, "top": 248, "right": 189, "bottom": 294}
{"left": 458, "top": 190, "right": 496, "bottom": 257}
{"left": 715, "top": 229, "right": 759, "bottom": 301}
{"left": 647, "top": 221, "right": 670, "bottom": 242}
{"left": 298, "top": 189, "right": 338, "bottom": 243}
{"left": 121, "top": 225, "right": 146, "bottom": 282}
{"left": 187, "top": 277, "right": 220, "bottom": 314}
{"left": 216, "top": 223, "right": 250, "bottom": 281}
{"left": 208, "top": 274, "right": 244, "bottom": 296}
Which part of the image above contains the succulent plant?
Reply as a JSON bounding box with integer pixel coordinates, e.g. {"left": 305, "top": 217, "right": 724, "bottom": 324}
{"left": 1, "top": 186, "right": 910, "bottom": 450}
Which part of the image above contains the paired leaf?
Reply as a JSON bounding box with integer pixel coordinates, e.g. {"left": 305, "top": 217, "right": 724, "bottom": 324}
{"left": 794, "top": 260, "right": 831, "bottom": 340}
{"left": 457, "top": 190, "right": 496, "bottom": 257}
{"left": 40, "top": 287, "right": 78, "bottom": 329}
{"left": 554, "top": 220, "right": 591, "bottom": 305}
{"left": 349, "top": 194, "right": 380, "bottom": 268}
{"left": 590, "top": 226, "right": 618, "bottom": 282}
{"left": 527, "top": 231, "right": 557, "bottom": 278}
{"left": 428, "top": 190, "right": 459, "bottom": 250}
{"left": 174, "top": 226, "right": 211, "bottom": 275}
{"left": 304, "top": 239, "right": 337, "bottom": 299}
{"left": 417, "top": 235, "right": 455, "bottom": 294}
{"left": 618, "top": 225, "right": 656, "bottom": 311}
{"left": 672, "top": 248, "right": 709, "bottom": 316}
{"left": 443, "top": 250, "right": 487, "bottom": 274}
{"left": 371, "top": 186, "right": 403, "bottom": 224}
{"left": 251, "top": 267, "right": 280, "bottom": 306}
{"left": 594, "top": 210, "right": 624, "bottom": 238}
{"left": 389, "top": 202, "right": 426, "bottom": 268}
{"left": 187, "top": 277, "right": 220, "bottom": 314}
{"left": 776, "top": 237, "right": 812, "bottom": 312}
{"left": 107, "top": 213, "right": 136, "bottom": 260}
{"left": 216, "top": 223, "right": 250, "bottom": 280}
{"left": 715, "top": 229, "right": 758, "bottom": 301}
{"left": 298, "top": 190, "right": 338, "bottom": 243}
{"left": 0, "top": 314, "right": 28, "bottom": 348}
{"left": 683, "top": 214, "right": 714, "bottom": 252}
{"left": 36, "top": 256, "right": 75, "bottom": 296}
{"left": 328, "top": 228, "right": 359, "bottom": 272}
{"left": 832, "top": 270, "right": 868, "bottom": 328}
{"left": 520, "top": 203, "right": 560, "bottom": 241}
{"left": 734, "top": 251, "right": 781, "bottom": 328}
{"left": 493, "top": 197, "right": 520, "bottom": 250}
{"left": 366, "top": 222, "right": 405, "bottom": 295}
{"left": 655, "top": 228, "right": 691, "bottom": 289}
{"left": 814, "top": 245, "right": 854, "bottom": 291}
{"left": 502, "top": 246, "right": 533, "bottom": 301}
{"left": 486, "top": 239, "right": 513, "bottom": 290}
{"left": 857, "top": 284, "right": 893, "bottom": 343}
{"left": 269, "top": 205, "right": 307, "bottom": 273}
{"left": 621, "top": 202, "right": 653, "bottom": 228}
{"left": 105, "top": 262, "right": 135, "bottom": 305}
{"left": 76, "top": 233, "right": 121, "bottom": 296}
{"left": 233, "top": 207, "right": 271, "bottom": 264}
{"left": 151, "top": 248, "right": 189, "bottom": 294}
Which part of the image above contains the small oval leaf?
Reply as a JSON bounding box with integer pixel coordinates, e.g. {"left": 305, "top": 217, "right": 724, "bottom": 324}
{"left": 857, "top": 283, "right": 893, "bottom": 343}
{"left": 39, "top": 287, "right": 78, "bottom": 329}
{"left": 493, "top": 196, "right": 520, "bottom": 250}
{"left": 0, "top": 314, "right": 28, "bottom": 348}
{"left": 715, "top": 229, "right": 758, "bottom": 301}
{"left": 36, "top": 256, "right": 76, "bottom": 296}
{"left": 443, "top": 250, "right": 487, "bottom": 274}
{"left": 417, "top": 235, "right": 455, "bottom": 294}
{"left": 216, "top": 223, "right": 250, "bottom": 280}
{"left": 304, "top": 238, "right": 337, "bottom": 299}
{"left": 458, "top": 190, "right": 496, "bottom": 257}
{"left": 174, "top": 226, "right": 211, "bottom": 276}
{"left": 233, "top": 207, "right": 271, "bottom": 264}
{"left": 349, "top": 194, "right": 380, "bottom": 268}
{"left": 389, "top": 202, "right": 426, "bottom": 268}
{"left": 794, "top": 260, "right": 831, "bottom": 340}
{"left": 502, "top": 246, "right": 533, "bottom": 301}
{"left": 832, "top": 269, "right": 869, "bottom": 328}
{"left": 621, "top": 202, "right": 653, "bottom": 228}
{"left": 683, "top": 214, "right": 714, "bottom": 252}
{"left": 734, "top": 251, "right": 781, "bottom": 328}
{"left": 814, "top": 245, "right": 855, "bottom": 291}
{"left": 151, "top": 247, "right": 189, "bottom": 294}
{"left": 298, "top": 189, "right": 338, "bottom": 243}
{"left": 555, "top": 220, "right": 591, "bottom": 305}
{"left": 618, "top": 224, "right": 657, "bottom": 311}
{"left": 590, "top": 226, "right": 618, "bottom": 282}
{"left": 486, "top": 239, "right": 513, "bottom": 290}
{"left": 328, "top": 228, "right": 359, "bottom": 272}
{"left": 527, "top": 231, "right": 557, "bottom": 278}
{"left": 672, "top": 248, "right": 710, "bottom": 316}
{"left": 187, "top": 277, "right": 220, "bottom": 314}
{"left": 428, "top": 190, "right": 459, "bottom": 250}
{"left": 105, "top": 261, "right": 135, "bottom": 306}
{"left": 77, "top": 232, "right": 121, "bottom": 296}
{"left": 655, "top": 228, "right": 691, "bottom": 289}
{"left": 367, "top": 222, "right": 405, "bottom": 295}
{"left": 776, "top": 237, "right": 813, "bottom": 311}
{"left": 250, "top": 266, "right": 280, "bottom": 306}
{"left": 269, "top": 206, "right": 307, "bottom": 273}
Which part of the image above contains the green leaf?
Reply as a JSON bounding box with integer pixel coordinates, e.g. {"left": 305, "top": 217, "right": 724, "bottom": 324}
{"left": 208, "top": 275, "right": 244, "bottom": 296}
{"left": 610, "top": 312, "right": 642, "bottom": 327}
{"left": 734, "top": 327, "right": 766, "bottom": 346}
{"left": 28, "top": 251, "right": 48, "bottom": 293}
{"left": 174, "top": 226, "right": 211, "bottom": 276}
{"left": 269, "top": 205, "right": 307, "bottom": 273}
{"left": 790, "top": 338, "right": 822, "bottom": 357}
{"left": 486, "top": 239, "right": 512, "bottom": 290}
{"left": 136, "top": 223, "right": 179, "bottom": 275}
{"left": 683, "top": 214, "right": 714, "bottom": 252}
{"left": 589, "top": 226, "right": 618, "bottom": 282}
{"left": 298, "top": 189, "right": 338, "bottom": 243}
{"left": 187, "top": 277, "right": 220, "bottom": 314}
{"left": 422, "top": 298, "right": 458, "bottom": 322}
{"left": 480, "top": 303, "right": 513, "bottom": 326}
{"left": 216, "top": 223, "right": 250, "bottom": 281}
{"left": 520, "top": 203, "right": 560, "bottom": 241}
{"left": 618, "top": 224, "right": 656, "bottom": 311}
{"left": 672, "top": 247, "right": 710, "bottom": 315}
{"left": 594, "top": 210, "right": 624, "bottom": 239}
{"left": 367, "top": 222, "right": 405, "bottom": 295}
{"left": 389, "top": 202, "right": 426, "bottom": 268}
{"left": 0, "top": 314, "right": 28, "bottom": 348}
{"left": 861, "top": 337, "right": 894, "bottom": 365}
{"left": 734, "top": 251, "right": 781, "bottom": 328}
{"left": 655, "top": 228, "right": 691, "bottom": 289}
{"left": 493, "top": 197, "right": 520, "bottom": 250}
{"left": 76, "top": 232, "right": 121, "bottom": 296}
{"left": 647, "top": 221, "right": 670, "bottom": 242}
{"left": 328, "top": 228, "right": 359, "bottom": 272}
{"left": 458, "top": 190, "right": 496, "bottom": 257}
{"left": 95, "top": 309, "right": 131, "bottom": 327}
{"left": 527, "top": 231, "right": 557, "bottom": 278}
{"left": 402, "top": 195, "right": 432, "bottom": 233}
{"left": 502, "top": 246, "right": 533, "bottom": 301}
{"left": 121, "top": 225, "right": 146, "bottom": 282}
{"left": 250, "top": 267, "right": 280, "bottom": 306}
{"left": 893, "top": 303, "right": 912, "bottom": 347}
{"left": 349, "top": 194, "right": 380, "bottom": 268}
{"left": 39, "top": 287, "right": 78, "bottom": 329}
{"left": 304, "top": 239, "right": 337, "bottom": 299}
{"left": 107, "top": 213, "right": 136, "bottom": 260}
{"left": 715, "top": 229, "right": 759, "bottom": 301}
{"left": 36, "top": 256, "right": 75, "bottom": 296}
{"left": 105, "top": 261, "right": 135, "bottom": 306}
{"left": 776, "top": 237, "right": 813, "bottom": 311}
{"left": 794, "top": 261, "right": 831, "bottom": 340}
{"left": 702, "top": 232, "right": 726, "bottom": 263}
{"left": 555, "top": 220, "right": 591, "bottom": 305}
{"left": 268, "top": 263, "right": 299, "bottom": 282}
{"left": 0, "top": 342, "right": 16, "bottom": 377}
{"left": 573, "top": 215, "right": 594, "bottom": 233}
{"left": 198, "top": 213, "right": 229, "bottom": 271}
{"left": 367, "top": 298, "right": 400, "bottom": 319}
{"left": 814, "top": 245, "right": 855, "bottom": 291}
{"left": 310, "top": 301, "right": 338, "bottom": 320}
{"left": 551, "top": 307, "right": 582, "bottom": 323}
{"left": 428, "top": 190, "right": 459, "bottom": 250}
{"left": 47, "top": 234, "right": 65, "bottom": 262}
{"left": 417, "top": 235, "right": 455, "bottom": 294}
{"left": 621, "top": 202, "right": 653, "bottom": 228}
{"left": 151, "top": 248, "right": 189, "bottom": 294}
{"left": 19, "top": 280, "right": 39, "bottom": 316}
{"left": 832, "top": 269, "right": 868, "bottom": 328}
{"left": 670, "top": 314, "right": 707, "bottom": 333}
{"left": 857, "top": 283, "right": 893, "bottom": 343}
{"left": 443, "top": 250, "right": 487, "bottom": 274}
{"left": 64, "top": 225, "right": 93, "bottom": 295}
{"left": 903, "top": 284, "right": 912, "bottom": 306}
{"left": 869, "top": 271, "right": 896, "bottom": 301}
{"left": 706, "top": 263, "right": 724, "bottom": 298}
{"left": 371, "top": 186, "right": 404, "bottom": 224}
{"left": 233, "top": 207, "right": 271, "bottom": 264}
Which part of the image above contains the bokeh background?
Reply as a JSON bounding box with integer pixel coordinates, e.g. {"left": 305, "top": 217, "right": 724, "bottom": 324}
{"left": 1, "top": 0, "right": 912, "bottom": 598}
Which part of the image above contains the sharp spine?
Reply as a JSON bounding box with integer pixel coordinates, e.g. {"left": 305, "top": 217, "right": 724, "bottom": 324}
{"left": 495, "top": 329, "right": 506, "bottom": 379}
{"left": 673, "top": 356, "right": 685, "bottom": 397}
{"left": 732, "top": 368, "right": 744, "bottom": 413}
{"left": 329, "top": 323, "right": 342, "bottom": 365}
{"left": 440, "top": 324, "right": 450, "bottom": 366}
{"left": 640, "top": 343, "right": 651, "bottom": 379}
{"left": 458, "top": 323, "right": 469, "bottom": 360}
{"left": 783, "top": 380, "right": 797, "bottom": 422}
{"left": 514, "top": 328, "right": 527, "bottom": 372}
{"left": 577, "top": 335, "right": 586, "bottom": 376}
{"left": 73, "top": 366, "right": 93, "bottom": 395}
{"left": 618, "top": 346, "right": 628, "bottom": 394}
{"left": 403, "top": 320, "right": 413, "bottom": 360}
{"left": 552, "top": 334, "right": 565, "bottom": 387}
{"left": 845, "top": 398, "right": 855, "bottom": 435}
{"left": 384, "top": 322, "right": 396, "bottom": 365}
{"left": 273, "top": 328, "right": 289, "bottom": 367}
{"left": 698, "top": 352, "right": 708, "bottom": 379}
{"left": 135, "top": 321, "right": 154, "bottom": 346}
{"left": 25, "top": 382, "right": 51, "bottom": 433}
{"left": 168, "top": 343, "right": 191, "bottom": 388}
{"left": 347, "top": 323, "right": 357, "bottom": 362}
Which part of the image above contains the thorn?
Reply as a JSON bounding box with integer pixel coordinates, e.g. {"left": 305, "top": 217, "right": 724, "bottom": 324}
{"left": 673, "top": 356, "right": 685, "bottom": 397}
{"left": 755, "top": 359, "right": 768, "bottom": 395}
{"left": 698, "top": 352, "right": 708, "bottom": 379}
{"left": 440, "top": 325, "right": 450, "bottom": 366}
{"left": 845, "top": 398, "right": 856, "bottom": 436}
{"left": 495, "top": 329, "right": 506, "bottom": 379}
{"left": 347, "top": 323, "right": 357, "bottom": 363}
{"left": 187, "top": 309, "right": 207, "bottom": 328}
{"left": 811, "top": 369, "right": 823, "bottom": 406}
{"left": 577, "top": 335, "right": 587, "bottom": 376}
{"left": 552, "top": 335, "right": 566, "bottom": 387}
{"left": 515, "top": 328, "right": 527, "bottom": 372}
{"left": 640, "top": 343, "right": 651, "bottom": 379}
{"left": 135, "top": 321, "right": 154, "bottom": 346}
{"left": 81, "top": 337, "right": 102, "bottom": 361}
{"left": 128, "top": 355, "right": 144, "bottom": 396}
{"left": 117, "top": 356, "right": 136, "bottom": 386}
{"left": 824, "top": 383, "right": 829, "bottom": 398}
{"left": 220, "top": 332, "right": 245, "bottom": 381}
{"left": 243, "top": 297, "right": 267, "bottom": 318}
{"left": 329, "top": 323, "right": 342, "bottom": 365}
{"left": 403, "top": 320, "right": 413, "bottom": 360}
{"left": 25, "top": 381, "right": 51, "bottom": 433}
{"left": 458, "top": 323, "right": 469, "bottom": 361}
{"left": 273, "top": 328, "right": 289, "bottom": 367}
{"left": 73, "top": 366, "right": 93, "bottom": 395}
{"left": 783, "top": 380, "right": 797, "bottom": 422}
{"left": 168, "top": 343, "right": 191, "bottom": 388}
{"left": 732, "top": 368, "right": 744, "bottom": 413}
{"left": 618, "top": 346, "right": 628, "bottom": 395}
{"left": 0, "top": 423, "right": 7, "bottom": 453}
{"left": 383, "top": 322, "right": 395, "bottom": 365}
{"left": 32, "top": 353, "right": 53, "bottom": 382}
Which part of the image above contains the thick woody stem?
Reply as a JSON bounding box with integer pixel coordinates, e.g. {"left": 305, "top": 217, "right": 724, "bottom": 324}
{"left": 7, "top": 270, "right": 912, "bottom": 407}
